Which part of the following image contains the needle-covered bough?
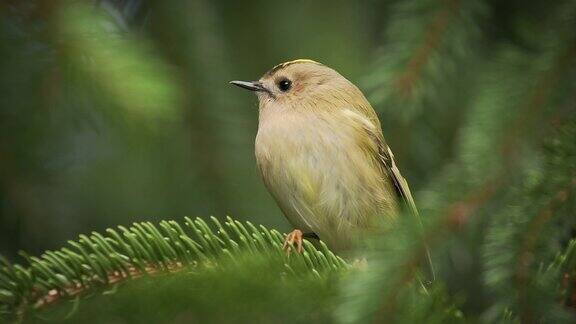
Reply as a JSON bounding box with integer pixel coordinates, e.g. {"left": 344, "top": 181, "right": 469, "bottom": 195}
{"left": 0, "top": 216, "right": 348, "bottom": 321}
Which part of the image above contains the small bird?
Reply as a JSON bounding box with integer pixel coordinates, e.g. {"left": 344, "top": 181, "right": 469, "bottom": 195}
{"left": 230, "top": 59, "right": 426, "bottom": 258}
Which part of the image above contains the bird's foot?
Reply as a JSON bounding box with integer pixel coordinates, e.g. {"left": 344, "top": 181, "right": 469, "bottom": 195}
{"left": 283, "top": 229, "right": 303, "bottom": 255}
{"left": 351, "top": 257, "right": 368, "bottom": 270}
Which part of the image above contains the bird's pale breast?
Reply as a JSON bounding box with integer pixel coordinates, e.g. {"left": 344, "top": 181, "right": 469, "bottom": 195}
{"left": 255, "top": 109, "right": 398, "bottom": 250}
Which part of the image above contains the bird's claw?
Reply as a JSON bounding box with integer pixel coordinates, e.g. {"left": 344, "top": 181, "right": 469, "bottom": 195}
{"left": 283, "top": 229, "right": 303, "bottom": 255}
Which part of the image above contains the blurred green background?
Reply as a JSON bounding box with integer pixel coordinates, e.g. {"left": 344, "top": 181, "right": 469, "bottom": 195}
{"left": 0, "top": 0, "right": 382, "bottom": 258}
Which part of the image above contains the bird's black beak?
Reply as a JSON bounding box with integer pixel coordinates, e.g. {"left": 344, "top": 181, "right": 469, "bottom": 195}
{"left": 229, "top": 80, "right": 267, "bottom": 92}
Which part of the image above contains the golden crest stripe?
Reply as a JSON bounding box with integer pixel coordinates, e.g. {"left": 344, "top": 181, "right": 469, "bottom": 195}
{"left": 266, "top": 59, "right": 322, "bottom": 75}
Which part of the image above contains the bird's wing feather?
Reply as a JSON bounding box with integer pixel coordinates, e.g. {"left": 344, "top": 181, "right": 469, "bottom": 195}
{"left": 372, "top": 132, "right": 436, "bottom": 282}
{"left": 351, "top": 102, "right": 436, "bottom": 282}
{"left": 347, "top": 101, "right": 421, "bottom": 222}
{"left": 378, "top": 142, "right": 420, "bottom": 219}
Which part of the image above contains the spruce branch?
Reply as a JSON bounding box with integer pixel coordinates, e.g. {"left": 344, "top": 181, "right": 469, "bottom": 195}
{"left": 558, "top": 240, "right": 576, "bottom": 309}
{"left": 361, "top": 42, "right": 576, "bottom": 317}
{"left": 364, "top": 0, "right": 488, "bottom": 120}
{"left": 0, "top": 216, "right": 347, "bottom": 321}
{"left": 482, "top": 117, "right": 576, "bottom": 322}
{"left": 393, "top": 0, "right": 460, "bottom": 98}
{"left": 515, "top": 176, "right": 576, "bottom": 323}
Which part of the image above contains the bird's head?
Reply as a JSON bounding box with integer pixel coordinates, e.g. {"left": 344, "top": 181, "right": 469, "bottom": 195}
{"left": 230, "top": 59, "right": 366, "bottom": 113}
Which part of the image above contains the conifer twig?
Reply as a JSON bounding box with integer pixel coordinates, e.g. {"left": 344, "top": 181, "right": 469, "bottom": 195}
{"left": 0, "top": 217, "right": 346, "bottom": 321}
{"left": 515, "top": 175, "right": 576, "bottom": 323}
{"left": 394, "top": 0, "right": 460, "bottom": 97}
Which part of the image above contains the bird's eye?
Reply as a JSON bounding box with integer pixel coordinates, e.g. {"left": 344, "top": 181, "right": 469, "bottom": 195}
{"left": 277, "top": 79, "right": 292, "bottom": 92}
